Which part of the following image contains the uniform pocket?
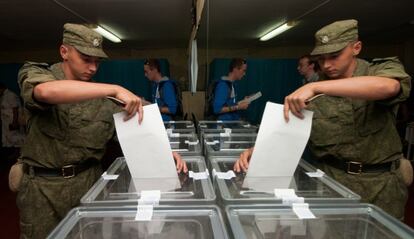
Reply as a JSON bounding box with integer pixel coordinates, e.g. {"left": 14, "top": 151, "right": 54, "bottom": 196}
{"left": 311, "top": 116, "right": 342, "bottom": 146}
{"left": 353, "top": 102, "right": 388, "bottom": 137}
{"left": 72, "top": 116, "right": 113, "bottom": 149}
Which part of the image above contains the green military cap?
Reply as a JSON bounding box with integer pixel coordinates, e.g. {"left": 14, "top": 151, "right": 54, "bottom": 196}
{"left": 63, "top": 23, "right": 108, "bottom": 58}
{"left": 311, "top": 19, "right": 358, "bottom": 55}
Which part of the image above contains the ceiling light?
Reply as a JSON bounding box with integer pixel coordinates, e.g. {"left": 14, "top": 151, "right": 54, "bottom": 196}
{"left": 93, "top": 26, "right": 121, "bottom": 43}
{"left": 260, "top": 21, "right": 296, "bottom": 41}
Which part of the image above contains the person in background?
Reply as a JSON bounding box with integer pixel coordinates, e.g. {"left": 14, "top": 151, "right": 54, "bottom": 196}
{"left": 143, "top": 58, "right": 178, "bottom": 121}
{"left": 297, "top": 54, "right": 319, "bottom": 85}
{"left": 234, "top": 19, "right": 411, "bottom": 220}
{"left": 14, "top": 23, "right": 186, "bottom": 238}
{"left": 0, "top": 83, "right": 25, "bottom": 162}
{"left": 212, "top": 58, "right": 250, "bottom": 120}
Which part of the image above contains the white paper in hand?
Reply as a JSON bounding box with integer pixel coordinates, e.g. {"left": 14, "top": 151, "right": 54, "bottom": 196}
{"left": 239, "top": 91, "right": 262, "bottom": 104}
{"left": 113, "top": 104, "right": 178, "bottom": 179}
{"left": 246, "top": 102, "right": 313, "bottom": 177}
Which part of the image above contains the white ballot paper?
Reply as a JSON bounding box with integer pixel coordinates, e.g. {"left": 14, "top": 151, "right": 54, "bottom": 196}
{"left": 239, "top": 91, "right": 262, "bottom": 104}
{"left": 113, "top": 104, "right": 179, "bottom": 180}
{"left": 246, "top": 102, "right": 313, "bottom": 177}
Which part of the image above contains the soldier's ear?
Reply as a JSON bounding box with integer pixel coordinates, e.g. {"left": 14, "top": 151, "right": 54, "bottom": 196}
{"left": 60, "top": 45, "right": 69, "bottom": 60}
{"left": 352, "top": 41, "right": 362, "bottom": 56}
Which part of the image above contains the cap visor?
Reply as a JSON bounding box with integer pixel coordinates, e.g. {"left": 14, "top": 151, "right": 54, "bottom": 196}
{"left": 311, "top": 42, "right": 348, "bottom": 56}
{"left": 74, "top": 46, "right": 108, "bottom": 58}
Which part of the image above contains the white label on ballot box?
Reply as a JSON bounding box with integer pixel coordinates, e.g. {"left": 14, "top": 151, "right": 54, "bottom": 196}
{"left": 213, "top": 169, "right": 236, "bottom": 179}
{"left": 135, "top": 205, "right": 154, "bottom": 221}
{"left": 274, "top": 189, "right": 304, "bottom": 204}
{"left": 189, "top": 170, "right": 209, "bottom": 180}
{"left": 101, "top": 172, "right": 119, "bottom": 180}
{"left": 292, "top": 203, "right": 316, "bottom": 219}
{"left": 185, "top": 140, "right": 199, "bottom": 145}
{"left": 305, "top": 169, "right": 325, "bottom": 178}
{"left": 139, "top": 190, "right": 161, "bottom": 205}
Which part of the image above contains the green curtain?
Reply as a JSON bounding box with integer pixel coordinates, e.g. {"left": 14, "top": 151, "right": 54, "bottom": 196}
{"left": 209, "top": 58, "right": 302, "bottom": 124}
{"left": 94, "top": 59, "right": 170, "bottom": 100}
{"left": 0, "top": 59, "right": 169, "bottom": 100}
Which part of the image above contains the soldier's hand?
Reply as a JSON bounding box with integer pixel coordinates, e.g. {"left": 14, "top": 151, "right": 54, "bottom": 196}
{"left": 233, "top": 147, "right": 254, "bottom": 173}
{"left": 173, "top": 152, "right": 188, "bottom": 173}
{"left": 283, "top": 83, "right": 316, "bottom": 122}
{"left": 114, "top": 87, "right": 144, "bottom": 123}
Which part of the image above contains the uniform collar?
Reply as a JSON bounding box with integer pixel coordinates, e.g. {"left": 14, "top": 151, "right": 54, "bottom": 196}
{"left": 50, "top": 63, "right": 65, "bottom": 80}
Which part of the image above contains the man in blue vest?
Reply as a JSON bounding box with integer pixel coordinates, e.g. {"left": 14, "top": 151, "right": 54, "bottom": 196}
{"left": 212, "top": 58, "right": 250, "bottom": 120}
{"left": 144, "top": 59, "right": 178, "bottom": 121}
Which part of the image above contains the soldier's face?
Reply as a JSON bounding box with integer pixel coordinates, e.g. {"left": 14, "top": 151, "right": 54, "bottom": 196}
{"left": 317, "top": 41, "right": 361, "bottom": 79}
{"left": 61, "top": 45, "right": 101, "bottom": 81}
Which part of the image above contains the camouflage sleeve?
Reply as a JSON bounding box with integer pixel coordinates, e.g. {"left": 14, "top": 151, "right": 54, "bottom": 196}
{"left": 370, "top": 57, "right": 412, "bottom": 106}
{"left": 18, "top": 61, "right": 55, "bottom": 111}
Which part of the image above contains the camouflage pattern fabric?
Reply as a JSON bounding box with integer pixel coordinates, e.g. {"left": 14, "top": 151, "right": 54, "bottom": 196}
{"left": 16, "top": 62, "right": 121, "bottom": 238}
{"left": 307, "top": 57, "right": 411, "bottom": 219}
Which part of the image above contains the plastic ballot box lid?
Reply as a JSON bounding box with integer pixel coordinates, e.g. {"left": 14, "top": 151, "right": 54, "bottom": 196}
{"left": 205, "top": 140, "right": 256, "bottom": 157}
{"left": 203, "top": 132, "right": 257, "bottom": 144}
{"left": 48, "top": 205, "right": 229, "bottom": 239}
{"left": 169, "top": 132, "right": 202, "bottom": 156}
{"left": 226, "top": 204, "right": 414, "bottom": 239}
{"left": 81, "top": 156, "right": 215, "bottom": 206}
{"left": 210, "top": 157, "right": 360, "bottom": 205}
{"left": 198, "top": 120, "right": 258, "bottom": 134}
{"left": 164, "top": 120, "right": 195, "bottom": 130}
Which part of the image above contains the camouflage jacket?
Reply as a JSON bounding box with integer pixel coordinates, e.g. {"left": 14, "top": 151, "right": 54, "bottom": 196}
{"left": 18, "top": 62, "right": 121, "bottom": 168}
{"left": 307, "top": 57, "right": 411, "bottom": 164}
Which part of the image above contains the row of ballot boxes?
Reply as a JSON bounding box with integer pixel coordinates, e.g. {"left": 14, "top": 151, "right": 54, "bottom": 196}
{"left": 48, "top": 121, "right": 414, "bottom": 238}
{"left": 48, "top": 203, "right": 414, "bottom": 239}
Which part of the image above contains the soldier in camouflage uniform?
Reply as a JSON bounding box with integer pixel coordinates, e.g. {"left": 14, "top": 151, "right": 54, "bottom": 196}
{"left": 16, "top": 23, "right": 188, "bottom": 239}
{"left": 234, "top": 19, "right": 411, "bottom": 219}
{"left": 15, "top": 23, "right": 146, "bottom": 239}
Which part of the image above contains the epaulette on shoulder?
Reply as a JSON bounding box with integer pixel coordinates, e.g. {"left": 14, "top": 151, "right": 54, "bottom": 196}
{"left": 25, "top": 61, "right": 50, "bottom": 69}
{"left": 371, "top": 56, "right": 399, "bottom": 64}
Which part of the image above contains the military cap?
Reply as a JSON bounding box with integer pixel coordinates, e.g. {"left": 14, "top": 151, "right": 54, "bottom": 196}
{"left": 63, "top": 23, "right": 108, "bottom": 58}
{"left": 311, "top": 19, "right": 358, "bottom": 55}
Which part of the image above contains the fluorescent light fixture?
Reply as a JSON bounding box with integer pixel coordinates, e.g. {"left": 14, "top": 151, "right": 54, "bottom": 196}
{"left": 93, "top": 26, "right": 121, "bottom": 43}
{"left": 260, "top": 21, "right": 295, "bottom": 41}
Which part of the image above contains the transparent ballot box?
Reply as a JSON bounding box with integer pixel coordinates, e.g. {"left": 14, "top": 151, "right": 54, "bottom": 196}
{"left": 81, "top": 156, "right": 215, "bottom": 206}
{"left": 164, "top": 120, "right": 195, "bottom": 131}
{"left": 211, "top": 157, "right": 360, "bottom": 205}
{"left": 226, "top": 204, "right": 414, "bottom": 239}
{"left": 203, "top": 133, "right": 257, "bottom": 145}
{"left": 168, "top": 132, "right": 201, "bottom": 156}
{"left": 204, "top": 140, "right": 256, "bottom": 158}
{"left": 48, "top": 205, "right": 229, "bottom": 239}
{"left": 198, "top": 121, "right": 258, "bottom": 146}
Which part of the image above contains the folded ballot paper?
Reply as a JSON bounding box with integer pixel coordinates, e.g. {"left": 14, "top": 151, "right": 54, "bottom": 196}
{"left": 113, "top": 104, "right": 180, "bottom": 191}
{"left": 246, "top": 102, "right": 313, "bottom": 178}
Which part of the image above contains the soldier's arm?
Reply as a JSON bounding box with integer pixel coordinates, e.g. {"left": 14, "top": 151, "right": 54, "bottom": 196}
{"left": 34, "top": 80, "right": 143, "bottom": 122}
{"left": 284, "top": 76, "right": 400, "bottom": 121}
